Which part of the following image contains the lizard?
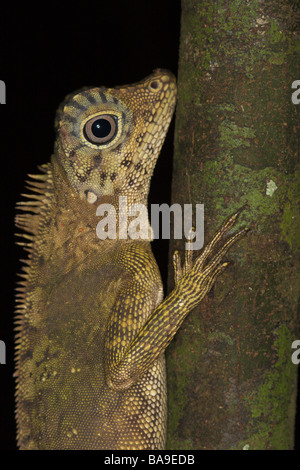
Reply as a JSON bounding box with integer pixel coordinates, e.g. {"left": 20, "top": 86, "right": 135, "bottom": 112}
{"left": 14, "top": 69, "right": 248, "bottom": 450}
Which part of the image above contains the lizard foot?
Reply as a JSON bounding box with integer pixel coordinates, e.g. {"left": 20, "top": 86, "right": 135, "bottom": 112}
{"left": 173, "top": 206, "right": 249, "bottom": 306}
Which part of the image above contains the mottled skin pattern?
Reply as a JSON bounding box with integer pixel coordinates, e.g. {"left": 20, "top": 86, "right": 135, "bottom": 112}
{"left": 15, "top": 70, "right": 247, "bottom": 450}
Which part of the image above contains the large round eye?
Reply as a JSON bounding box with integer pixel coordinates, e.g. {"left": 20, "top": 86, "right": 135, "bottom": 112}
{"left": 84, "top": 114, "right": 117, "bottom": 144}
{"left": 149, "top": 80, "right": 162, "bottom": 91}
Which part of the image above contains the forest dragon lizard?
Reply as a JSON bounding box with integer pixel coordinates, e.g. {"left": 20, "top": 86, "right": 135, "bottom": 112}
{"left": 15, "top": 70, "right": 248, "bottom": 450}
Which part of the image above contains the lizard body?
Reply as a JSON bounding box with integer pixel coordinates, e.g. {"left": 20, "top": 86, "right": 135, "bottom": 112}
{"left": 15, "top": 70, "right": 247, "bottom": 450}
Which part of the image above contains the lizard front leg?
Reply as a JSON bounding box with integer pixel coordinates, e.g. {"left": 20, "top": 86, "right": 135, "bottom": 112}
{"left": 105, "top": 207, "right": 249, "bottom": 390}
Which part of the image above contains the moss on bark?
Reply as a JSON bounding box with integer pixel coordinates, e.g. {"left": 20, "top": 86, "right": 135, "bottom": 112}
{"left": 166, "top": 0, "right": 299, "bottom": 450}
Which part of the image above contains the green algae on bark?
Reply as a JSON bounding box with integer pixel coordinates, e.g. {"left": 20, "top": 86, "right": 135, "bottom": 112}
{"left": 166, "top": 0, "right": 299, "bottom": 450}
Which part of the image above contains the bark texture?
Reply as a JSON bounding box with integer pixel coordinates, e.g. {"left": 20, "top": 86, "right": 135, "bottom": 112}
{"left": 166, "top": 0, "right": 299, "bottom": 450}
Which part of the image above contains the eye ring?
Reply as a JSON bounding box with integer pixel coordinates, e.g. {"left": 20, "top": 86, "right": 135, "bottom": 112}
{"left": 84, "top": 114, "right": 118, "bottom": 144}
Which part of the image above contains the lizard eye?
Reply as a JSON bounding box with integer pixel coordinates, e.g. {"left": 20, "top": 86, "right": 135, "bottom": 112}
{"left": 149, "top": 80, "right": 162, "bottom": 91}
{"left": 84, "top": 114, "right": 118, "bottom": 145}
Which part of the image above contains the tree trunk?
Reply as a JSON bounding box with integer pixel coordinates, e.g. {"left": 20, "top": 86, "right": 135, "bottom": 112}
{"left": 166, "top": 0, "right": 299, "bottom": 450}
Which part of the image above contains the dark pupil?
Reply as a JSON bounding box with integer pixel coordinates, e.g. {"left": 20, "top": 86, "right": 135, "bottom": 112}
{"left": 91, "top": 118, "right": 112, "bottom": 138}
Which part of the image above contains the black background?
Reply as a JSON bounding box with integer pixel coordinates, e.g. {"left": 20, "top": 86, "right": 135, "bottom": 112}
{"left": 0, "top": 0, "right": 180, "bottom": 450}
{"left": 0, "top": 0, "right": 298, "bottom": 451}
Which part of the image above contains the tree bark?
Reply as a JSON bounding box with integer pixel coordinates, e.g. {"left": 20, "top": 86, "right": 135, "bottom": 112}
{"left": 166, "top": 0, "right": 299, "bottom": 450}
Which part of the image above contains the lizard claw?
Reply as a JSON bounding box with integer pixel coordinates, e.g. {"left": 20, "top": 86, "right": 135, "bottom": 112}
{"left": 173, "top": 226, "right": 195, "bottom": 284}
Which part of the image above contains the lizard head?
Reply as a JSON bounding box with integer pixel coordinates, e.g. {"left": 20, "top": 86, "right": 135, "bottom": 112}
{"left": 55, "top": 70, "right": 177, "bottom": 204}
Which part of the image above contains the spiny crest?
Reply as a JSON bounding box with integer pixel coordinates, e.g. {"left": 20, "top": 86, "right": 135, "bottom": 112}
{"left": 14, "top": 164, "right": 53, "bottom": 316}
{"left": 14, "top": 163, "right": 53, "bottom": 421}
{"left": 15, "top": 163, "right": 53, "bottom": 248}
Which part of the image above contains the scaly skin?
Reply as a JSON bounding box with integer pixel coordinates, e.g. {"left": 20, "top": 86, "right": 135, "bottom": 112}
{"left": 15, "top": 70, "right": 247, "bottom": 450}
